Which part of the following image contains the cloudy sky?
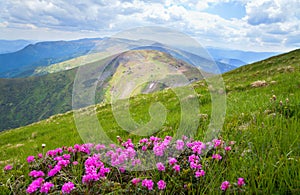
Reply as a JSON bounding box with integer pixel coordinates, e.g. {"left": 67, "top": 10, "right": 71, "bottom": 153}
{"left": 0, "top": 0, "right": 299, "bottom": 52}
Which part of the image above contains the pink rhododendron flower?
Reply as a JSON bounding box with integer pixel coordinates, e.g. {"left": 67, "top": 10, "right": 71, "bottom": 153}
{"left": 56, "top": 148, "right": 63, "bottom": 154}
{"left": 27, "top": 156, "right": 35, "bottom": 163}
{"left": 162, "top": 136, "right": 172, "bottom": 146}
{"left": 26, "top": 178, "right": 44, "bottom": 194}
{"left": 176, "top": 139, "right": 185, "bottom": 150}
{"left": 82, "top": 154, "right": 110, "bottom": 184}
{"left": 173, "top": 164, "right": 180, "bottom": 172}
{"left": 150, "top": 136, "right": 161, "bottom": 142}
{"left": 67, "top": 147, "right": 74, "bottom": 153}
{"left": 188, "top": 154, "right": 199, "bottom": 162}
{"left": 74, "top": 144, "right": 81, "bottom": 151}
{"left": 4, "top": 164, "right": 12, "bottom": 171}
{"left": 189, "top": 141, "right": 206, "bottom": 154}
{"left": 132, "top": 159, "right": 141, "bottom": 166}
{"left": 122, "top": 139, "right": 134, "bottom": 148}
{"left": 139, "top": 138, "right": 148, "bottom": 143}
{"left": 29, "top": 170, "right": 45, "bottom": 178}
{"left": 63, "top": 154, "right": 71, "bottom": 160}
{"left": 46, "top": 150, "right": 56, "bottom": 157}
{"left": 142, "top": 145, "right": 147, "bottom": 151}
{"left": 212, "top": 154, "right": 222, "bottom": 160}
{"left": 190, "top": 161, "right": 202, "bottom": 169}
{"left": 57, "top": 159, "right": 70, "bottom": 167}
{"left": 153, "top": 144, "right": 165, "bottom": 156}
{"left": 95, "top": 144, "right": 106, "bottom": 151}
{"left": 72, "top": 161, "right": 78, "bottom": 165}
{"left": 220, "top": 181, "right": 230, "bottom": 191}
{"left": 61, "top": 182, "right": 75, "bottom": 194}
{"left": 109, "top": 144, "right": 116, "bottom": 148}
{"left": 225, "top": 146, "right": 232, "bottom": 151}
{"left": 142, "top": 179, "right": 154, "bottom": 190}
{"left": 157, "top": 180, "right": 166, "bottom": 190}
{"left": 195, "top": 170, "right": 205, "bottom": 177}
{"left": 213, "top": 139, "right": 222, "bottom": 148}
{"left": 38, "top": 153, "right": 43, "bottom": 158}
{"left": 156, "top": 162, "right": 165, "bottom": 171}
{"left": 168, "top": 157, "right": 177, "bottom": 165}
{"left": 119, "top": 166, "right": 126, "bottom": 173}
{"left": 79, "top": 145, "right": 90, "bottom": 154}
{"left": 182, "top": 135, "right": 188, "bottom": 140}
{"left": 48, "top": 165, "right": 61, "bottom": 177}
{"left": 132, "top": 178, "right": 141, "bottom": 185}
{"left": 238, "top": 178, "right": 245, "bottom": 187}
{"left": 40, "top": 182, "right": 54, "bottom": 193}
{"left": 54, "top": 156, "right": 63, "bottom": 161}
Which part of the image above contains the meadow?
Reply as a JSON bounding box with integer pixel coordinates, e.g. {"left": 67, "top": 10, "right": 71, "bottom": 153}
{"left": 0, "top": 49, "right": 299, "bottom": 194}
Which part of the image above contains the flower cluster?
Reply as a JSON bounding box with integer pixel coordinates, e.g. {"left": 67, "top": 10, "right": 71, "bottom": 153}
{"left": 82, "top": 154, "right": 110, "bottom": 184}
{"left": 61, "top": 182, "right": 75, "bottom": 194}
{"left": 26, "top": 178, "right": 44, "bottom": 194}
{"left": 3, "top": 135, "right": 245, "bottom": 194}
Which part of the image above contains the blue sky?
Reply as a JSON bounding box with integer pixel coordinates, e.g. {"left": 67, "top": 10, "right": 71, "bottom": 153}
{"left": 204, "top": 1, "right": 246, "bottom": 19}
{"left": 0, "top": 0, "right": 299, "bottom": 52}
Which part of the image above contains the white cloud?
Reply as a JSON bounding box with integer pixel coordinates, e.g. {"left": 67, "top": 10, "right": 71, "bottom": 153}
{"left": 244, "top": 0, "right": 300, "bottom": 25}
{"left": 0, "top": 0, "right": 299, "bottom": 52}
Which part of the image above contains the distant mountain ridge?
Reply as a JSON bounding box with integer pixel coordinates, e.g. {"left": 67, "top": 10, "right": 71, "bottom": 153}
{"left": 217, "top": 58, "right": 246, "bottom": 67}
{"left": 206, "top": 47, "right": 278, "bottom": 64}
{"left": 131, "top": 44, "right": 237, "bottom": 73}
{"left": 0, "top": 38, "right": 102, "bottom": 78}
{"left": 0, "top": 38, "right": 281, "bottom": 78}
{"left": 0, "top": 39, "right": 36, "bottom": 54}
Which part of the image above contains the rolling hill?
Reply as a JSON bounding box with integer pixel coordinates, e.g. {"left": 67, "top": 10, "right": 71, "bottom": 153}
{"left": 0, "top": 48, "right": 299, "bottom": 194}
{"left": 0, "top": 50, "right": 203, "bottom": 131}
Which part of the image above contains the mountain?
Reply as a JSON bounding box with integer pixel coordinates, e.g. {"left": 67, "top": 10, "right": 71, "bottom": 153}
{"left": 0, "top": 37, "right": 282, "bottom": 79}
{"left": 0, "top": 49, "right": 299, "bottom": 194}
{"left": 0, "top": 38, "right": 248, "bottom": 78}
{"left": 0, "top": 39, "right": 35, "bottom": 54}
{"left": 0, "top": 38, "right": 102, "bottom": 78}
{"left": 132, "top": 44, "right": 237, "bottom": 73}
{"left": 0, "top": 50, "right": 203, "bottom": 131}
{"left": 217, "top": 58, "right": 246, "bottom": 67}
{"left": 29, "top": 40, "right": 237, "bottom": 77}
{"left": 206, "top": 47, "right": 278, "bottom": 64}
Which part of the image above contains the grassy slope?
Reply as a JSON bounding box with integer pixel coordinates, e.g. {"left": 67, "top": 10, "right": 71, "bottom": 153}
{"left": 0, "top": 50, "right": 199, "bottom": 131}
{"left": 0, "top": 49, "right": 299, "bottom": 193}
{"left": 0, "top": 69, "right": 76, "bottom": 130}
{"left": 32, "top": 52, "right": 110, "bottom": 76}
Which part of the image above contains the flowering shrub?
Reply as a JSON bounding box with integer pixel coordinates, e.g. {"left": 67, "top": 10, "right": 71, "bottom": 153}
{"left": 3, "top": 135, "right": 246, "bottom": 194}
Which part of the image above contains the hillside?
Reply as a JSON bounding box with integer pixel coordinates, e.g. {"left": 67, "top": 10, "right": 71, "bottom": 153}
{"left": 0, "top": 38, "right": 101, "bottom": 78}
{"left": 0, "top": 50, "right": 203, "bottom": 131}
{"left": 0, "top": 49, "right": 299, "bottom": 194}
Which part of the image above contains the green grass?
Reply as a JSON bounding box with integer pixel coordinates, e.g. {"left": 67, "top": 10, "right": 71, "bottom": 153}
{"left": 0, "top": 49, "right": 299, "bottom": 194}
{"left": 0, "top": 50, "right": 201, "bottom": 132}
